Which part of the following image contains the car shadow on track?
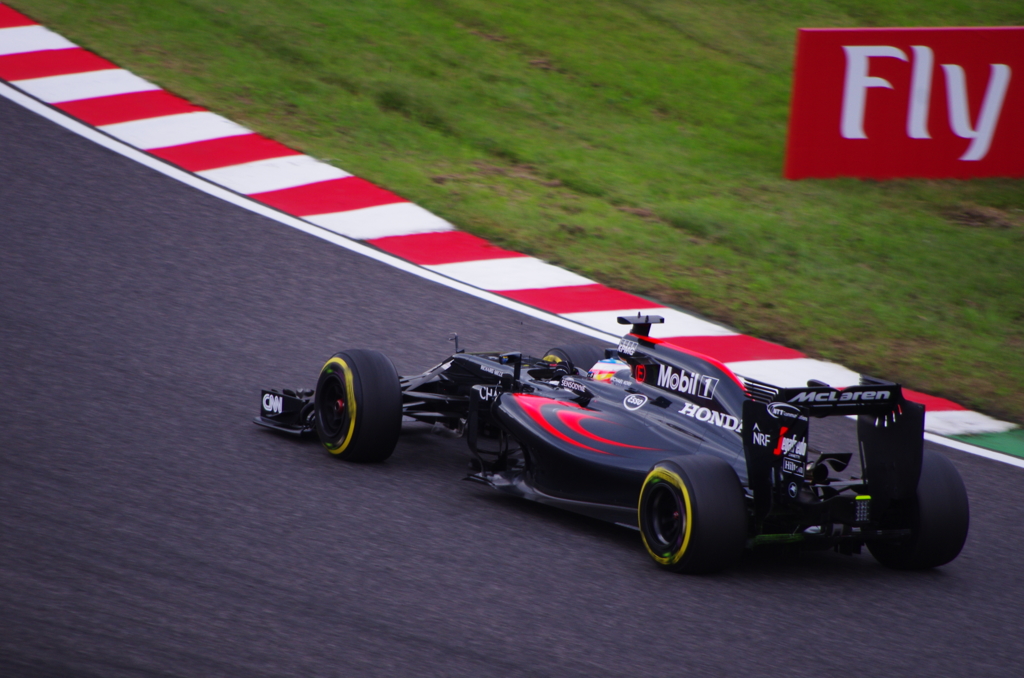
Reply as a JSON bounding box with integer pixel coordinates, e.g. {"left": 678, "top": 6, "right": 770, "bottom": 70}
{"left": 260, "top": 426, "right": 959, "bottom": 584}
{"left": 469, "top": 489, "right": 959, "bottom": 584}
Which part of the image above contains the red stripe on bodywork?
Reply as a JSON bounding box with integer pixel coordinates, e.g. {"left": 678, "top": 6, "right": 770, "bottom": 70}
{"left": 148, "top": 134, "right": 301, "bottom": 172}
{"left": 663, "top": 335, "right": 805, "bottom": 363}
{"left": 499, "top": 284, "right": 654, "bottom": 315}
{"left": 56, "top": 90, "right": 205, "bottom": 126}
{"left": 249, "top": 177, "right": 406, "bottom": 216}
{"left": 554, "top": 409, "right": 655, "bottom": 449}
{"left": 902, "top": 389, "right": 965, "bottom": 411}
{"left": 368, "top": 231, "right": 526, "bottom": 265}
{"left": 0, "top": 5, "right": 36, "bottom": 28}
{"left": 0, "top": 47, "right": 114, "bottom": 81}
{"left": 512, "top": 395, "right": 608, "bottom": 454}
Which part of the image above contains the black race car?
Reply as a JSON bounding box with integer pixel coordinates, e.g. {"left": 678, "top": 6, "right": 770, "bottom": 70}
{"left": 255, "top": 315, "right": 969, "bottom": 574}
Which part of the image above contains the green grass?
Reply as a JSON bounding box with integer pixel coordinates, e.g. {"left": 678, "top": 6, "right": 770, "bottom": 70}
{"left": 953, "top": 430, "right": 1024, "bottom": 459}
{"left": 12, "top": 0, "right": 1024, "bottom": 423}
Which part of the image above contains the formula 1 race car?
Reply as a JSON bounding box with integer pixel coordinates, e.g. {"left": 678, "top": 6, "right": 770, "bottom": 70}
{"left": 255, "top": 315, "right": 969, "bottom": 574}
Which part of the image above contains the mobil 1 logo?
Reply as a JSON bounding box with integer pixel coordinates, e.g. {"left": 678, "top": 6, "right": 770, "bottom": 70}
{"left": 655, "top": 364, "right": 719, "bottom": 400}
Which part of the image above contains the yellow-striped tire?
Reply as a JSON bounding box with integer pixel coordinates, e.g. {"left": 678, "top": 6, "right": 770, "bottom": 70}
{"left": 314, "top": 350, "right": 402, "bottom": 462}
{"left": 638, "top": 456, "right": 748, "bottom": 574}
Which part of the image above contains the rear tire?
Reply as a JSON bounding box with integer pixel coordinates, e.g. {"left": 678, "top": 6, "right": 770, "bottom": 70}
{"left": 638, "top": 456, "right": 748, "bottom": 574}
{"left": 314, "top": 350, "right": 402, "bottom": 462}
{"left": 542, "top": 344, "right": 608, "bottom": 376}
{"left": 868, "top": 450, "right": 969, "bottom": 570}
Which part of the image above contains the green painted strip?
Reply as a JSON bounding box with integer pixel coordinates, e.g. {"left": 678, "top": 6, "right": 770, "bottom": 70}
{"left": 951, "top": 429, "right": 1024, "bottom": 459}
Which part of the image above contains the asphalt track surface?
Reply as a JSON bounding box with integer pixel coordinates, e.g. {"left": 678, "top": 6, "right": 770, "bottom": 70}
{"left": 3, "top": 94, "right": 1024, "bottom": 678}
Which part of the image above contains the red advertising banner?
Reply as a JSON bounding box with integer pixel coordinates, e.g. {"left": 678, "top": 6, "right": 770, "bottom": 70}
{"left": 785, "top": 27, "right": 1024, "bottom": 179}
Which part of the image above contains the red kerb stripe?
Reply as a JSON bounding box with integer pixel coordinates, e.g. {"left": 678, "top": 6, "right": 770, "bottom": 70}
{"left": 499, "top": 284, "right": 653, "bottom": 314}
{"left": 663, "top": 335, "right": 805, "bottom": 363}
{"left": 56, "top": 90, "right": 205, "bottom": 126}
{"left": 250, "top": 177, "right": 406, "bottom": 216}
{"left": 148, "top": 134, "right": 301, "bottom": 172}
{"left": 368, "top": 231, "right": 526, "bottom": 265}
{"left": 0, "top": 5, "right": 36, "bottom": 28}
{"left": 0, "top": 48, "right": 114, "bottom": 81}
{"left": 902, "top": 389, "right": 965, "bottom": 412}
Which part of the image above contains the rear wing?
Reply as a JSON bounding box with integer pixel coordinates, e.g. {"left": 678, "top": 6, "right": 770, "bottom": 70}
{"left": 745, "top": 375, "right": 903, "bottom": 417}
{"left": 775, "top": 382, "right": 901, "bottom": 416}
{"left": 740, "top": 375, "right": 923, "bottom": 522}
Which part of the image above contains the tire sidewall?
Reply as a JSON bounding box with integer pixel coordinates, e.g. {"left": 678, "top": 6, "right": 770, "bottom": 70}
{"left": 639, "top": 455, "right": 748, "bottom": 574}
{"left": 315, "top": 353, "right": 361, "bottom": 455}
{"left": 869, "top": 449, "right": 970, "bottom": 569}
{"left": 639, "top": 462, "right": 694, "bottom": 568}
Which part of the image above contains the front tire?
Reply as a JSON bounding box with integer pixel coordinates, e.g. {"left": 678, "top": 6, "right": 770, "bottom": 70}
{"left": 314, "top": 350, "right": 402, "bottom": 462}
{"left": 868, "top": 450, "right": 969, "bottom": 570}
{"left": 638, "top": 456, "right": 748, "bottom": 574}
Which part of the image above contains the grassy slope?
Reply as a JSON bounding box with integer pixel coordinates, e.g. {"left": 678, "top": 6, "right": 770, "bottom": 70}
{"left": 12, "top": 0, "right": 1024, "bottom": 422}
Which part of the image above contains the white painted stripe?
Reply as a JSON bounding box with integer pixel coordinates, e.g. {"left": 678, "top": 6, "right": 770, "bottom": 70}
{"left": 924, "top": 410, "right": 1018, "bottom": 436}
{"left": 99, "top": 111, "right": 250, "bottom": 149}
{"left": 426, "top": 257, "right": 593, "bottom": 291}
{"left": 562, "top": 307, "right": 735, "bottom": 338}
{"left": 0, "top": 25, "right": 75, "bottom": 56}
{"left": 306, "top": 203, "right": 454, "bottom": 239}
{"left": 197, "top": 155, "right": 350, "bottom": 195}
{"left": 728, "top": 358, "right": 861, "bottom": 389}
{"left": 924, "top": 433, "right": 1024, "bottom": 470}
{"left": 12, "top": 68, "right": 159, "bottom": 103}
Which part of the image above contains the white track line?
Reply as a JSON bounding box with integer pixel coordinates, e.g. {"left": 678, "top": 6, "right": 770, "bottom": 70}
{"left": 924, "top": 433, "right": 1024, "bottom": 470}
{"left": 307, "top": 202, "right": 455, "bottom": 239}
{"left": 99, "top": 111, "right": 251, "bottom": 149}
{"left": 425, "top": 257, "right": 594, "bottom": 291}
{"left": 1, "top": 80, "right": 1019, "bottom": 469}
{"left": 13, "top": 69, "right": 158, "bottom": 103}
{"left": 0, "top": 24, "right": 74, "bottom": 55}
{"left": 197, "top": 155, "right": 351, "bottom": 195}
